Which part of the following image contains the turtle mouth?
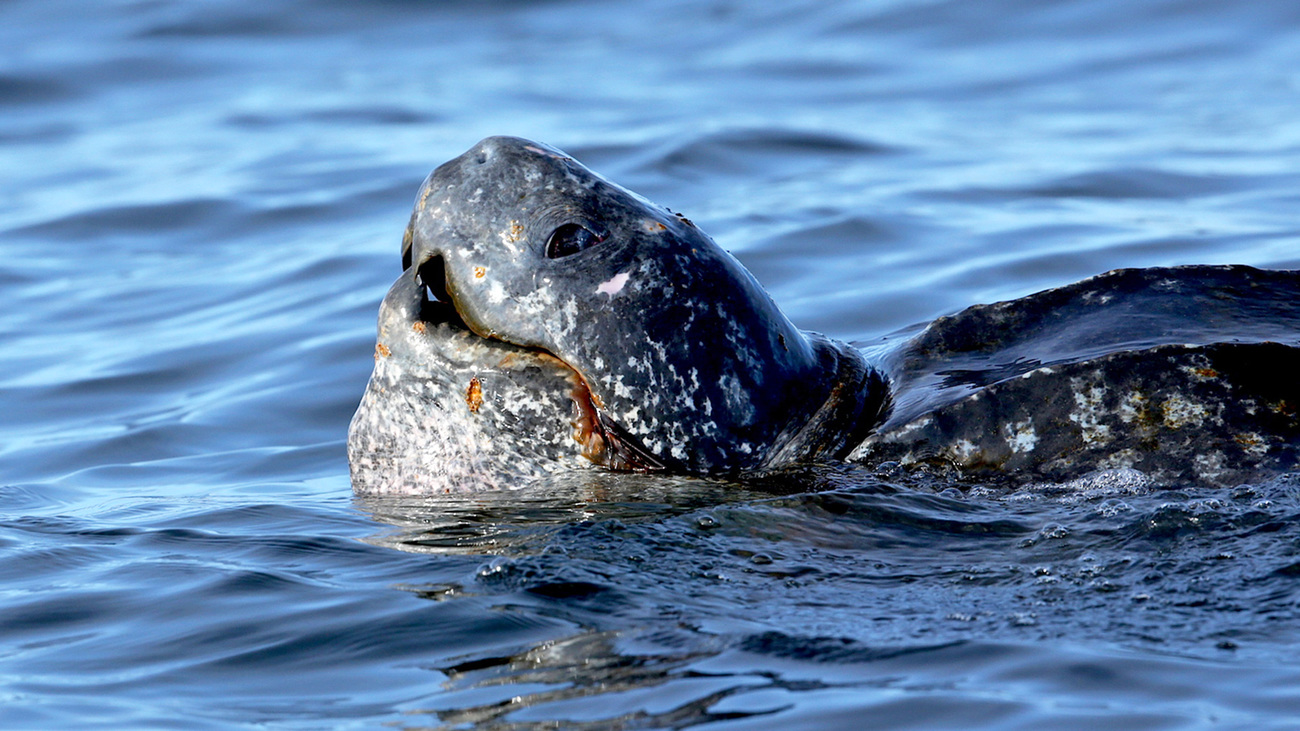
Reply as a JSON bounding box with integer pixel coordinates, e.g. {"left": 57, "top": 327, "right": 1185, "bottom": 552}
{"left": 412, "top": 255, "right": 666, "bottom": 472}
{"left": 414, "top": 255, "right": 468, "bottom": 331}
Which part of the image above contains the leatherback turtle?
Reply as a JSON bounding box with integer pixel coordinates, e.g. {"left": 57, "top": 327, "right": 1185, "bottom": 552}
{"left": 348, "top": 136, "right": 1300, "bottom": 493}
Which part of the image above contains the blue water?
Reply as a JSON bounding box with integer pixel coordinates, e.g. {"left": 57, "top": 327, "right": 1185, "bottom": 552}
{"left": 4, "top": 0, "right": 1300, "bottom": 727}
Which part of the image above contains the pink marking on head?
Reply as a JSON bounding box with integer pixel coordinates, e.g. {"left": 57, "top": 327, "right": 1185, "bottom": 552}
{"left": 596, "top": 272, "right": 631, "bottom": 297}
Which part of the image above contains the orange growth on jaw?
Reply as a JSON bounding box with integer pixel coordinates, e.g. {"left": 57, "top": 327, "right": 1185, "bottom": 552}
{"left": 465, "top": 377, "right": 483, "bottom": 413}
{"left": 567, "top": 376, "right": 611, "bottom": 464}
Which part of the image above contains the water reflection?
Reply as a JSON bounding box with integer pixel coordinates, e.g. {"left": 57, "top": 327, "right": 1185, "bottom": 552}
{"left": 357, "top": 472, "right": 761, "bottom": 555}
{"left": 419, "top": 630, "right": 750, "bottom": 730}
{"left": 357, "top": 465, "right": 1300, "bottom": 664}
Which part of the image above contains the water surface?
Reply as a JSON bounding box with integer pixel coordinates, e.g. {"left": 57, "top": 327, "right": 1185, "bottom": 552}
{"left": 3, "top": 0, "right": 1300, "bottom": 727}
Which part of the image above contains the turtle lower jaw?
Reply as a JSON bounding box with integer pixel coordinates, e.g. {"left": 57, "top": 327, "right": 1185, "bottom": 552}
{"left": 410, "top": 260, "right": 666, "bottom": 473}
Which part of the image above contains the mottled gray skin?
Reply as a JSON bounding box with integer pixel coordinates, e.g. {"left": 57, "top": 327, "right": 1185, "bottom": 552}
{"left": 348, "top": 268, "right": 592, "bottom": 494}
{"left": 349, "top": 136, "right": 884, "bottom": 493}
{"left": 857, "top": 266, "right": 1300, "bottom": 485}
{"left": 350, "top": 137, "right": 1300, "bottom": 493}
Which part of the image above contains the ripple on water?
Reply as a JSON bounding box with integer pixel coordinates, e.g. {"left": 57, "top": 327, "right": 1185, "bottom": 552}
{"left": 4, "top": 0, "right": 1300, "bottom": 727}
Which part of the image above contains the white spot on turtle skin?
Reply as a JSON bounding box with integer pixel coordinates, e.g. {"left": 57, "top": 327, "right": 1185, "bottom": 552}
{"left": 1161, "top": 394, "right": 1209, "bottom": 429}
{"left": 1236, "top": 432, "right": 1269, "bottom": 457}
{"left": 1180, "top": 363, "right": 1217, "bottom": 380}
{"left": 596, "top": 271, "right": 630, "bottom": 297}
{"left": 1118, "top": 391, "right": 1147, "bottom": 423}
{"left": 887, "top": 416, "right": 934, "bottom": 440}
{"left": 1194, "top": 451, "right": 1227, "bottom": 481}
{"left": 1004, "top": 419, "right": 1038, "bottom": 453}
{"left": 612, "top": 376, "right": 633, "bottom": 400}
{"left": 718, "top": 372, "right": 756, "bottom": 423}
{"left": 1069, "top": 380, "right": 1112, "bottom": 445}
{"left": 949, "top": 439, "right": 980, "bottom": 463}
{"left": 1097, "top": 449, "right": 1140, "bottom": 471}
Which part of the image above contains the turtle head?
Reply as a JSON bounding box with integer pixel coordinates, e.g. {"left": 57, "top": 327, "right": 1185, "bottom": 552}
{"left": 351, "top": 136, "right": 887, "bottom": 491}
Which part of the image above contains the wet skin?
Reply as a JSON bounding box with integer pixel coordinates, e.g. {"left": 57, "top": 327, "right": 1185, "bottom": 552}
{"left": 349, "top": 137, "right": 885, "bottom": 493}
{"left": 349, "top": 137, "right": 1300, "bottom": 493}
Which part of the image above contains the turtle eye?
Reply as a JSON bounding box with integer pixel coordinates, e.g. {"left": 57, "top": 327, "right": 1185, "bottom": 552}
{"left": 546, "top": 223, "right": 606, "bottom": 259}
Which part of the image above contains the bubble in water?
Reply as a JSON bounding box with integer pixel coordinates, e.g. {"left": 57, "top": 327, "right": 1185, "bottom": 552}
{"left": 873, "top": 460, "right": 902, "bottom": 476}
{"left": 477, "top": 556, "right": 512, "bottom": 578}
{"left": 1009, "top": 612, "right": 1038, "bottom": 627}
{"left": 1020, "top": 522, "right": 1071, "bottom": 547}
{"left": 1231, "top": 485, "right": 1259, "bottom": 502}
{"left": 1027, "top": 468, "right": 1154, "bottom": 504}
{"left": 1095, "top": 498, "right": 1133, "bottom": 518}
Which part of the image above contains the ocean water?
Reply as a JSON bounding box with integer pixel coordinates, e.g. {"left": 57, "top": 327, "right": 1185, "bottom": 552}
{"left": 4, "top": 0, "right": 1300, "bottom": 728}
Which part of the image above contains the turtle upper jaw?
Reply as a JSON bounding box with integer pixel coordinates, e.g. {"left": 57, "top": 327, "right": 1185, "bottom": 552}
{"left": 385, "top": 259, "right": 667, "bottom": 473}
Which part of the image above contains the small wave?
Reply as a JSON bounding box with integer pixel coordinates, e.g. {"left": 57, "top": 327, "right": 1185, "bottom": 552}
{"left": 226, "top": 105, "right": 437, "bottom": 129}
{"left": 0, "top": 73, "right": 77, "bottom": 105}
{"left": 632, "top": 127, "right": 894, "bottom": 181}
{"left": 12, "top": 199, "right": 245, "bottom": 240}
{"left": 934, "top": 167, "right": 1257, "bottom": 203}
